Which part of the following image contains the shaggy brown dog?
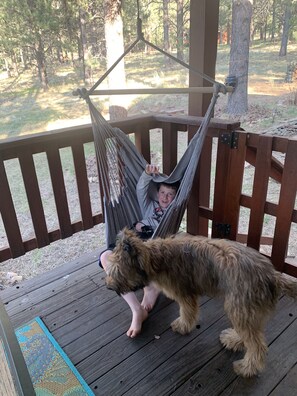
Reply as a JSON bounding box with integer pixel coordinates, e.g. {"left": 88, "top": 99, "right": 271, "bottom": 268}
{"left": 105, "top": 228, "right": 297, "bottom": 378}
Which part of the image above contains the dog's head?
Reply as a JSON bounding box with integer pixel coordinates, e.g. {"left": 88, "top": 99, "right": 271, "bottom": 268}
{"left": 105, "top": 228, "right": 150, "bottom": 295}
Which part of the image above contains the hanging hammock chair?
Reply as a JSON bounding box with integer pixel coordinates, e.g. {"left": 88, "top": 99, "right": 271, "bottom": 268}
{"left": 74, "top": 15, "right": 233, "bottom": 248}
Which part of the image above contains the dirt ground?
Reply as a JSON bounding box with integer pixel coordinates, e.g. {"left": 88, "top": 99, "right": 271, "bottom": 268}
{"left": 1, "top": 89, "right": 297, "bottom": 290}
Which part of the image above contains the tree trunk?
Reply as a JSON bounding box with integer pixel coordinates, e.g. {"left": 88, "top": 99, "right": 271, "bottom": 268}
{"left": 163, "top": 0, "right": 170, "bottom": 52}
{"left": 271, "top": 0, "right": 276, "bottom": 40}
{"left": 4, "top": 58, "right": 11, "bottom": 78}
{"left": 279, "top": 0, "right": 292, "bottom": 57}
{"left": 176, "top": 0, "right": 184, "bottom": 60}
{"left": 56, "top": 41, "right": 63, "bottom": 63}
{"left": 264, "top": 21, "right": 267, "bottom": 41}
{"left": 12, "top": 52, "right": 19, "bottom": 76}
{"left": 36, "top": 36, "right": 48, "bottom": 91}
{"left": 79, "top": 7, "right": 89, "bottom": 83}
{"left": 104, "top": 0, "right": 126, "bottom": 120}
{"left": 227, "top": 0, "right": 253, "bottom": 116}
{"left": 227, "top": 21, "right": 231, "bottom": 44}
{"left": 77, "top": 35, "right": 82, "bottom": 61}
{"left": 20, "top": 48, "right": 27, "bottom": 69}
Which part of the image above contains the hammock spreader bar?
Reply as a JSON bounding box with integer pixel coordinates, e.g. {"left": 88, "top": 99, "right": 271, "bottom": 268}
{"left": 88, "top": 86, "right": 233, "bottom": 96}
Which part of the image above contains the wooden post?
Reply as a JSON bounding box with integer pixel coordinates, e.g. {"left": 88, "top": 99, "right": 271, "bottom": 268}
{"left": 212, "top": 131, "right": 247, "bottom": 240}
{"left": 162, "top": 122, "right": 178, "bottom": 175}
{"left": 187, "top": 0, "right": 220, "bottom": 236}
{"left": 188, "top": 0, "right": 219, "bottom": 116}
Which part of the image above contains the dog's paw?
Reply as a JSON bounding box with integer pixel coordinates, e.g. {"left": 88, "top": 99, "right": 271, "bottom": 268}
{"left": 171, "top": 318, "right": 191, "bottom": 335}
{"left": 220, "top": 328, "right": 244, "bottom": 352}
{"left": 233, "top": 359, "right": 259, "bottom": 378}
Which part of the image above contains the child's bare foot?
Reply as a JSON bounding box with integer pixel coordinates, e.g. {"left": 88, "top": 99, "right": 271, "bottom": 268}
{"left": 141, "top": 284, "right": 160, "bottom": 312}
{"left": 126, "top": 306, "right": 148, "bottom": 338}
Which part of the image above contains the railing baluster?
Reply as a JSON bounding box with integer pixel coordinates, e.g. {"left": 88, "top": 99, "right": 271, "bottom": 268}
{"left": 162, "top": 122, "right": 178, "bottom": 175}
{"left": 247, "top": 135, "right": 273, "bottom": 250}
{"left": 46, "top": 147, "right": 72, "bottom": 239}
{"left": 271, "top": 140, "right": 297, "bottom": 272}
{"left": 71, "top": 143, "right": 93, "bottom": 230}
{"left": 19, "top": 151, "right": 49, "bottom": 248}
{"left": 134, "top": 121, "right": 151, "bottom": 163}
{"left": 0, "top": 161, "right": 25, "bottom": 258}
{"left": 187, "top": 125, "right": 212, "bottom": 236}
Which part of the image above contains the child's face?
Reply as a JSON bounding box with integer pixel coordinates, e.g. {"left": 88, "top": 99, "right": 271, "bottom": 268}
{"left": 157, "top": 185, "right": 176, "bottom": 209}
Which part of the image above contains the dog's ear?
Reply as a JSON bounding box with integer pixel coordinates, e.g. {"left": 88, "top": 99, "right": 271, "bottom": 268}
{"left": 122, "top": 236, "right": 139, "bottom": 257}
{"left": 116, "top": 227, "right": 138, "bottom": 257}
{"left": 123, "top": 241, "right": 132, "bottom": 253}
{"left": 118, "top": 227, "right": 135, "bottom": 240}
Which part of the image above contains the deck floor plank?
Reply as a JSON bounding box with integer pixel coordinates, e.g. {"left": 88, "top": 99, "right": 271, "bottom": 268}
{"left": 2, "top": 262, "right": 101, "bottom": 327}
{"left": 220, "top": 313, "right": 297, "bottom": 396}
{"left": 0, "top": 249, "right": 101, "bottom": 302}
{"left": 270, "top": 363, "right": 297, "bottom": 396}
{"left": 1, "top": 250, "right": 297, "bottom": 396}
{"left": 170, "top": 296, "right": 297, "bottom": 396}
{"left": 89, "top": 297, "right": 226, "bottom": 395}
{"left": 123, "top": 314, "right": 231, "bottom": 396}
{"left": 61, "top": 294, "right": 173, "bottom": 364}
{"left": 44, "top": 275, "right": 116, "bottom": 333}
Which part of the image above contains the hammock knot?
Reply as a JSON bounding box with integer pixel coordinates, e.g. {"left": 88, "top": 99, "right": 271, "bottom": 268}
{"left": 214, "top": 83, "right": 226, "bottom": 95}
{"left": 137, "top": 17, "right": 144, "bottom": 40}
{"left": 73, "top": 87, "right": 90, "bottom": 101}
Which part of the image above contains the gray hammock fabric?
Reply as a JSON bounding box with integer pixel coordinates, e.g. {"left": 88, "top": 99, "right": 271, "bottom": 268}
{"left": 83, "top": 84, "right": 220, "bottom": 247}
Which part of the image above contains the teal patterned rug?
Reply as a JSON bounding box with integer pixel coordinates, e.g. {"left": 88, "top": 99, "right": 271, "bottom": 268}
{"left": 16, "top": 317, "right": 94, "bottom": 396}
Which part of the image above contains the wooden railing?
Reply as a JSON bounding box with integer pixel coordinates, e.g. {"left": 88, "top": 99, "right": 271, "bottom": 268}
{"left": 1, "top": 114, "right": 297, "bottom": 278}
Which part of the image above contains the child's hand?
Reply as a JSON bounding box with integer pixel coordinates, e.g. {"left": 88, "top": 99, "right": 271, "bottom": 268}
{"left": 135, "top": 222, "right": 143, "bottom": 231}
{"left": 145, "top": 164, "right": 159, "bottom": 175}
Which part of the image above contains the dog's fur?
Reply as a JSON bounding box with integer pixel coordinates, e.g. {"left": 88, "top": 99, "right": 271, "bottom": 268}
{"left": 105, "top": 228, "right": 297, "bottom": 377}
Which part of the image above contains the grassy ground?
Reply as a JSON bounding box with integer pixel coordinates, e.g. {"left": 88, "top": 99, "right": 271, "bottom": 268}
{"left": 1, "top": 40, "right": 297, "bottom": 140}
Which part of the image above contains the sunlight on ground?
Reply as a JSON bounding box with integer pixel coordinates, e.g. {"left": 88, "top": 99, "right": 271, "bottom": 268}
{"left": 248, "top": 76, "right": 294, "bottom": 95}
{"left": 46, "top": 115, "right": 92, "bottom": 131}
{"left": 46, "top": 79, "right": 156, "bottom": 129}
{"left": 0, "top": 72, "right": 8, "bottom": 80}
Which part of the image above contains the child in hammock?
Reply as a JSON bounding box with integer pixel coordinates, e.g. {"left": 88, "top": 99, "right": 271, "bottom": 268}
{"left": 99, "top": 164, "right": 179, "bottom": 338}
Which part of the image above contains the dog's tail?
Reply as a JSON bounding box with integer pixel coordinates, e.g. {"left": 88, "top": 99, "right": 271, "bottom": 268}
{"left": 278, "top": 272, "right": 297, "bottom": 299}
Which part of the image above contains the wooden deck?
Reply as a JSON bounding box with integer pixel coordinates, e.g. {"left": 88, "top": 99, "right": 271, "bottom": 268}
{"left": 1, "top": 248, "right": 297, "bottom": 396}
